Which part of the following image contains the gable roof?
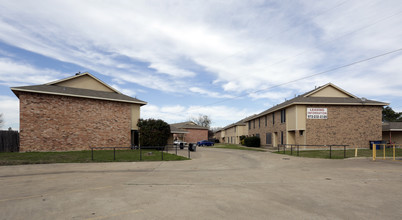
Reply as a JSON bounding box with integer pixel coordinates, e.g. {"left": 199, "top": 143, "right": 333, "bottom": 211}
{"left": 382, "top": 122, "right": 402, "bottom": 131}
{"left": 11, "top": 85, "right": 147, "bottom": 105}
{"left": 303, "top": 83, "right": 357, "bottom": 98}
{"left": 244, "top": 83, "right": 388, "bottom": 122}
{"left": 46, "top": 72, "right": 121, "bottom": 94}
{"left": 222, "top": 114, "right": 256, "bottom": 130}
{"left": 170, "top": 121, "right": 209, "bottom": 130}
{"left": 10, "top": 72, "right": 147, "bottom": 105}
{"left": 169, "top": 125, "right": 189, "bottom": 134}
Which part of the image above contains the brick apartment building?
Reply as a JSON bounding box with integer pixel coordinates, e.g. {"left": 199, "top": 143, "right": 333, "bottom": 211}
{"left": 244, "top": 83, "right": 387, "bottom": 148}
{"left": 169, "top": 121, "right": 208, "bottom": 143}
{"left": 11, "top": 72, "right": 147, "bottom": 152}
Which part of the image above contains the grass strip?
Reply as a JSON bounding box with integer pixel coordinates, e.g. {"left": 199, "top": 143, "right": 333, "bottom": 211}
{"left": 0, "top": 149, "right": 189, "bottom": 166}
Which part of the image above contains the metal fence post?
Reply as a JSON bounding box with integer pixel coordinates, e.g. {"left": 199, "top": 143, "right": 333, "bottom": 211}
{"left": 291, "top": 145, "right": 293, "bottom": 155}
{"left": 329, "top": 145, "right": 332, "bottom": 159}
{"left": 297, "top": 145, "right": 299, "bottom": 156}
{"left": 176, "top": 144, "right": 178, "bottom": 155}
{"left": 188, "top": 147, "right": 190, "bottom": 158}
{"left": 344, "top": 145, "right": 346, "bottom": 158}
{"left": 114, "top": 147, "right": 116, "bottom": 160}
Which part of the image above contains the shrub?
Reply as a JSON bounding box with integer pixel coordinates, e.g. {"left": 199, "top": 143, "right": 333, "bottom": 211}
{"left": 137, "top": 118, "right": 171, "bottom": 146}
{"left": 244, "top": 136, "right": 260, "bottom": 147}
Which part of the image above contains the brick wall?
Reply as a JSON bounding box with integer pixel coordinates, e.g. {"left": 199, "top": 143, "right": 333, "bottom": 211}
{"left": 248, "top": 111, "right": 286, "bottom": 146}
{"left": 184, "top": 129, "right": 208, "bottom": 143}
{"left": 248, "top": 105, "right": 382, "bottom": 148}
{"left": 19, "top": 92, "right": 131, "bottom": 152}
{"left": 306, "top": 105, "right": 382, "bottom": 148}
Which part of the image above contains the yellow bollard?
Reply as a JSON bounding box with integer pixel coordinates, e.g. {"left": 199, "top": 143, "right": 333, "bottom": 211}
{"left": 393, "top": 144, "right": 396, "bottom": 161}
{"left": 373, "top": 144, "right": 376, "bottom": 161}
{"left": 355, "top": 148, "right": 358, "bottom": 157}
{"left": 383, "top": 144, "right": 386, "bottom": 160}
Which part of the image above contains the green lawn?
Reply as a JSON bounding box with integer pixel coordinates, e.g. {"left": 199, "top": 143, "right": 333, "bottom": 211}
{"left": 274, "top": 148, "right": 402, "bottom": 159}
{"left": 0, "top": 149, "right": 189, "bottom": 166}
{"left": 212, "top": 143, "right": 266, "bottom": 152}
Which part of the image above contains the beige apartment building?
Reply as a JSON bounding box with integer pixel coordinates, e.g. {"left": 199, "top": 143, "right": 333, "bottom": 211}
{"left": 244, "top": 83, "right": 387, "bottom": 148}
{"left": 222, "top": 120, "right": 247, "bottom": 144}
{"left": 217, "top": 115, "right": 256, "bottom": 144}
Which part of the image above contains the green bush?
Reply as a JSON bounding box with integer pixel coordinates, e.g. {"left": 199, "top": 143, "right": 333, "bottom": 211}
{"left": 244, "top": 136, "right": 260, "bottom": 147}
{"left": 137, "top": 118, "right": 171, "bottom": 146}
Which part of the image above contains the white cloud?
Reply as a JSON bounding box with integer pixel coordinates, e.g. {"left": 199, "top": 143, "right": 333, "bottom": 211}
{"left": 110, "top": 84, "right": 136, "bottom": 97}
{"left": 0, "top": 0, "right": 401, "bottom": 106}
{"left": 0, "top": 58, "right": 63, "bottom": 86}
{"left": 141, "top": 104, "right": 257, "bottom": 127}
{"left": 0, "top": 95, "right": 19, "bottom": 130}
{"left": 189, "top": 87, "right": 234, "bottom": 98}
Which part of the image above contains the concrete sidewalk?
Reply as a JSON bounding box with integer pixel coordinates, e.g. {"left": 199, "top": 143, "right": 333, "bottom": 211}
{"left": 0, "top": 147, "right": 401, "bottom": 219}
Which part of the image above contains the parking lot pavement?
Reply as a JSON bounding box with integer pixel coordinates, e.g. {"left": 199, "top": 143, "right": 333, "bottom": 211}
{"left": 0, "top": 147, "right": 401, "bottom": 220}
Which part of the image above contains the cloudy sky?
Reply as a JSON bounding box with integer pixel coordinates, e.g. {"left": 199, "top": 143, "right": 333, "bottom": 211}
{"left": 1, "top": 0, "right": 402, "bottom": 130}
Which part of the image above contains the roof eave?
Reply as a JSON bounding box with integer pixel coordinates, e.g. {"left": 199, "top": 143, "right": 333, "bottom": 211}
{"left": 244, "top": 101, "right": 388, "bottom": 122}
{"left": 11, "top": 87, "right": 147, "bottom": 105}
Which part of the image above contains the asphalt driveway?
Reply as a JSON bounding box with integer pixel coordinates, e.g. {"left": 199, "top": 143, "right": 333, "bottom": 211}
{"left": 0, "top": 147, "right": 401, "bottom": 219}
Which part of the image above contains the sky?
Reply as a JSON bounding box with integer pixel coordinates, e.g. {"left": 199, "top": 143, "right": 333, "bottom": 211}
{"left": 1, "top": 0, "right": 402, "bottom": 130}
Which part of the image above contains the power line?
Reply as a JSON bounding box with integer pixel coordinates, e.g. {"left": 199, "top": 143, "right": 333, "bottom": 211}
{"left": 263, "top": 9, "right": 402, "bottom": 69}
{"left": 208, "top": 47, "right": 402, "bottom": 106}
{"left": 212, "top": 0, "right": 349, "bottom": 65}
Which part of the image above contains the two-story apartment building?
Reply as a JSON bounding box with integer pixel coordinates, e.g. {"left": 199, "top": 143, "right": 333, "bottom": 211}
{"left": 11, "top": 72, "right": 147, "bottom": 152}
{"left": 244, "top": 83, "right": 387, "bottom": 148}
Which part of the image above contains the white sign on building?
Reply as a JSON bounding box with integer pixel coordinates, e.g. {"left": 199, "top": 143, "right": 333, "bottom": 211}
{"left": 307, "top": 108, "right": 328, "bottom": 119}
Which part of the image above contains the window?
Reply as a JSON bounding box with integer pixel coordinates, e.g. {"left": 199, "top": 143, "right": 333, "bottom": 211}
{"left": 256, "top": 133, "right": 260, "bottom": 137}
{"left": 265, "top": 116, "right": 267, "bottom": 127}
{"left": 266, "top": 133, "right": 272, "bottom": 145}
{"left": 248, "top": 121, "right": 251, "bottom": 130}
{"left": 281, "top": 131, "right": 284, "bottom": 145}
{"left": 272, "top": 113, "right": 275, "bottom": 124}
{"left": 253, "top": 120, "right": 255, "bottom": 129}
{"left": 258, "top": 118, "right": 260, "bottom": 128}
{"left": 281, "top": 109, "right": 286, "bottom": 123}
{"left": 234, "top": 126, "right": 236, "bottom": 132}
{"left": 299, "top": 130, "right": 304, "bottom": 136}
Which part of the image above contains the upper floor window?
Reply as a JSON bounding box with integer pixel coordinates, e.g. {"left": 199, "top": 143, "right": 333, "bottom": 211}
{"left": 281, "top": 109, "right": 286, "bottom": 123}
{"left": 272, "top": 113, "right": 275, "bottom": 124}
{"left": 265, "top": 116, "right": 267, "bottom": 127}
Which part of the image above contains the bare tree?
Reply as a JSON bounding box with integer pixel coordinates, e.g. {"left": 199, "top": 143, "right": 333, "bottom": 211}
{"left": 0, "top": 113, "right": 4, "bottom": 129}
{"left": 190, "top": 114, "right": 212, "bottom": 128}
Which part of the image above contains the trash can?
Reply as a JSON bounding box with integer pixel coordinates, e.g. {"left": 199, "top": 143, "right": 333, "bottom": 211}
{"left": 189, "top": 143, "right": 196, "bottom": 152}
{"left": 179, "top": 143, "right": 184, "bottom": 149}
{"left": 369, "top": 141, "right": 382, "bottom": 150}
